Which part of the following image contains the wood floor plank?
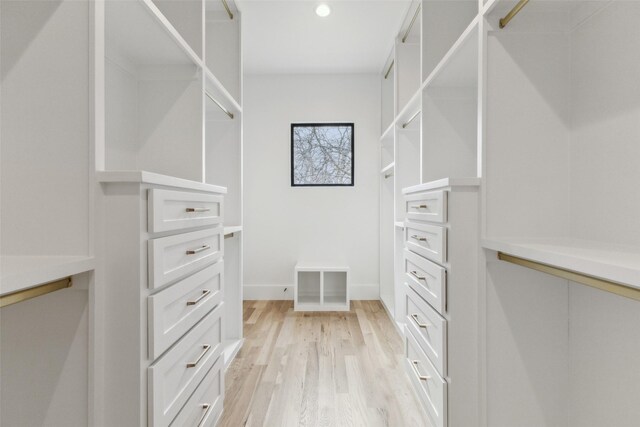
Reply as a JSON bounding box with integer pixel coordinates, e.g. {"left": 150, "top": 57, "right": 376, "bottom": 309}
{"left": 219, "top": 300, "right": 430, "bottom": 427}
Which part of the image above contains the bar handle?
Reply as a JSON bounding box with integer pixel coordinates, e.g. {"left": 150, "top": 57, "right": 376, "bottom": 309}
{"left": 411, "top": 314, "right": 430, "bottom": 329}
{"left": 186, "top": 207, "right": 210, "bottom": 213}
{"left": 187, "top": 290, "right": 211, "bottom": 306}
{"left": 411, "top": 360, "right": 431, "bottom": 382}
{"left": 186, "top": 245, "right": 211, "bottom": 255}
{"left": 410, "top": 204, "right": 428, "bottom": 209}
{"left": 410, "top": 235, "right": 427, "bottom": 242}
{"left": 197, "top": 403, "right": 213, "bottom": 427}
{"left": 187, "top": 345, "right": 211, "bottom": 368}
{"left": 410, "top": 270, "right": 426, "bottom": 281}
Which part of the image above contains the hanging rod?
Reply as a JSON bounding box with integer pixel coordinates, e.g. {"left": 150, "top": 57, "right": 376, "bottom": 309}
{"left": 497, "top": 252, "right": 640, "bottom": 302}
{"left": 402, "top": 110, "right": 421, "bottom": 129}
{"left": 384, "top": 171, "right": 394, "bottom": 179}
{"left": 221, "top": 0, "right": 234, "bottom": 20}
{"left": 205, "top": 91, "right": 234, "bottom": 119}
{"left": 402, "top": 4, "right": 421, "bottom": 43}
{"left": 499, "top": 0, "right": 529, "bottom": 28}
{"left": 384, "top": 60, "right": 394, "bottom": 79}
{"left": 0, "top": 277, "right": 72, "bottom": 308}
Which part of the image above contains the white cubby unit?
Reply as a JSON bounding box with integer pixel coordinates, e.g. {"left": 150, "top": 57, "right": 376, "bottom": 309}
{"left": 94, "top": 0, "right": 243, "bottom": 424}
{"left": 1, "top": 0, "right": 95, "bottom": 424}
{"left": 294, "top": 266, "right": 350, "bottom": 312}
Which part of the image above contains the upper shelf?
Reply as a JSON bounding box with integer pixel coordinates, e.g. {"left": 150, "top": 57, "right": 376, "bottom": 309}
{"left": 97, "top": 170, "right": 227, "bottom": 194}
{"left": 483, "top": 238, "right": 640, "bottom": 290}
{"left": 0, "top": 256, "right": 95, "bottom": 297}
{"left": 423, "top": 17, "right": 479, "bottom": 90}
{"left": 105, "top": 0, "right": 201, "bottom": 67}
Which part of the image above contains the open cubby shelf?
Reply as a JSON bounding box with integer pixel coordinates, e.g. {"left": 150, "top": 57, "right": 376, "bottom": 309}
{"left": 294, "top": 266, "right": 349, "bottom": 311}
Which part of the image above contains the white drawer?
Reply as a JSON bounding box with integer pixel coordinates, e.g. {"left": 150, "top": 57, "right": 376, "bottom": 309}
{"left": 405, "top": 284, "right": 447, "bottom": 377}
{"left": 405, "top": 190, "right": 447, "bottom": 223}
{"left": 405, "top": 221, "right": 447, "bottom": 265}
{"left": 404, "top": 249, "right": 446, "bottom": 315}
{"left": 148, "top": 262, "right": 224, "bottom": 360}
{"left": 170, "top": 356, "right": 224, "bottom": 427}
{"left": 149, "top": 304, "right": 223, "bottom": 427}
{"left": 405, "top": 326, "right": 447, "bottom": 427}
{"left": 148, "top": 189, "right": 223, "bottom": 234}
{"left": 149, "top": 228, "right": 223, "bottom": 289}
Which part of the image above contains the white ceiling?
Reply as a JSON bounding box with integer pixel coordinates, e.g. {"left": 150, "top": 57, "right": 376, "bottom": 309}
{"left": 238, "top": 0, "right": 412, "bottom": 74}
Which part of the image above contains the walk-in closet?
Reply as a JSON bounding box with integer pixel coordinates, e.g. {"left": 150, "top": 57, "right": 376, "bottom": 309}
{"left": 1, "top": 0, "right": 638, "bottom": 426}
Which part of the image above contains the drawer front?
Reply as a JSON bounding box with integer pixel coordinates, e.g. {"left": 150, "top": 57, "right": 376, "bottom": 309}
{"left": 149, "top": 304, "right": 223, "bottom": 427}
{"left": 405, "top": 284, "right": 447, "bottom": 377}
{"left": 149, "top": 262, "right": 224, "bottom": 360}
{"left": 404, "top": 249, "right": 446, "bottom": 314}
{"left": 405, "top": 190, "right": 447, "bottom": 223}
{"left": 148, "top": 189, "right": 223, "bottom": 234}
{"left": 405, "top": 326, "right": 447, "bottom": 427}
{"left": 170, "top": 356, "right": 224, "bottom": 427}
{"left": 149, "top": 228, "right": 223, "bottom": 289}
{"left": 405, "top": 221, "right": 447, "bottom": 265}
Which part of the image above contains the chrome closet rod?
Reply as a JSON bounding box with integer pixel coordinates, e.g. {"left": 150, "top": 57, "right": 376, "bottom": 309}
{"left": 497, "top": 252, "right": 640, "bottom": 302}
{"left": 221, "top": 0, "right": 234, "bottom": 20}
{"left": 384, "top": 60, "right": 395, "bottom": 80}
{"left": 402, "top": 4, "right": 421, "bottom": 43}
{"left": 205, "top": 91, "right": 234, "bottom": 119}
{"left": 402, "top": 110, "right": 421, "bottom": 128}
{"left": 499, "top": 0, "right": 529, "bottom": 28}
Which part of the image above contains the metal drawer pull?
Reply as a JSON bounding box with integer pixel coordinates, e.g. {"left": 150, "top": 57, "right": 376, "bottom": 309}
{"left": 187, "top": 289, "right": 211, "bottom": 306}
{"left": 186, "top": 245, "right": 211, "bottom": 255}
{"left": 410, "top": 235, "right": 427, "bottom": 242}
{"left": 197, "top": 403, "right": 213, "bottom": 427}
{"left": 187, "top": 344, "right": 211, "bottom": 368}
{"left": 411, "top": 314, "right": 430, "bottom": 329}
{"left": 411, "top": 204, "right": 428, "bottom": 209}
{"left": 186, "top": 207, "right": 210, "bottom": 213}
{"left": 410, "top": 270, "right": 425, "bottom": 281}
{"left": 412, "top": 360, "right": 431, "bottom": 382}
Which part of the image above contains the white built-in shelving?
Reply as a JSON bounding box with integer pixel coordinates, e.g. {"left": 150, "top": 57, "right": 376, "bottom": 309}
{"left": 380, "top": 0, "right": 640, "bottom": 425}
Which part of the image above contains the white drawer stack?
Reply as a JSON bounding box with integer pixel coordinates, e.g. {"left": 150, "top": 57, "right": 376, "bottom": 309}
{"left": 402, "top": 179, "right": 480, "bottom": 427}
{"left": 100, "top": 176, "right": 229, "bottom": 427}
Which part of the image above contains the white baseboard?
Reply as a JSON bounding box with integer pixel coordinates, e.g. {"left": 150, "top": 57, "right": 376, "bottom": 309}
{"left": 243, "top": 284, "right": 379, "bottom": 301}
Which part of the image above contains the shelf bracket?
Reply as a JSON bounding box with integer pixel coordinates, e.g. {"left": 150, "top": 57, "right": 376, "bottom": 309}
{"left": 0, "top": 277, "right": 72, "bottom": 308}
{"left": 497, "top": 252, "right": 640, "bottom": 302}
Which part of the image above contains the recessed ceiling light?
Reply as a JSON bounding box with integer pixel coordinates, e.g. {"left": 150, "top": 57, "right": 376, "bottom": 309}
{"left": 315, "top": 4, "right": 331, "bottom": 17}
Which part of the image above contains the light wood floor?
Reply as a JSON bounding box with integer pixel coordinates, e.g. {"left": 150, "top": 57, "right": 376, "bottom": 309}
{"left": 219, "top": 300, "right": 429, "bottom": 427}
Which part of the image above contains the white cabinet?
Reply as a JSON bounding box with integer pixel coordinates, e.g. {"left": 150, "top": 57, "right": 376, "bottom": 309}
{"left": 99, "top": 177, "right": 231, "bottom": 427}
{"left": 402, "top": 181, "right": 479, "bottom": 427}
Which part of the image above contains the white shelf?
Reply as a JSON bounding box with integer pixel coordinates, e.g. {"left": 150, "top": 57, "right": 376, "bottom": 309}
{"left": 482, "top": 238, "right": 640, "bottom": 289}
{"left": 205, "top": 68, "right": 242, "bottom": 116}
{"left": 96, "top": 170, "right": 227, "bottom": 194}
{"left": 403, "top": 177, "right": 481, "bottom": 194}
{"left": 0, "top": 256, "right": 95, "bottom": 296}
{"left": 380, "top": 162, "right": 395, "bottom": 175}
{"left": 422, "top": 16, "right": 479, "bottom": 90}
{"left": 105, "top": 0, "right": 201, "bottom": 67}
{"left": 394, "top": 221, "right": 405, "bottom": 229}
{"left": 380, "top": 120, "right": 396, "bottom": 142}
{"left": 224, "top": 225, "right": 243, "bottom": 236}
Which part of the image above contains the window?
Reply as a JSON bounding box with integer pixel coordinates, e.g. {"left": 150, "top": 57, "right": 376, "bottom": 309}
{"left": 291, "top": 123, "right": 354, "bottom": 186}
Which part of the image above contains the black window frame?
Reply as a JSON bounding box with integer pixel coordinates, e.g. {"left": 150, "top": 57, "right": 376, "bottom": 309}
{"left": 290, "top": 123, "right": 355, "bottom": 187}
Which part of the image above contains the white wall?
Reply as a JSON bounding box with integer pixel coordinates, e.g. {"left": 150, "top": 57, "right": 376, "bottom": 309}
{"left": 243, "top": 74, "right": 380, "bottom": 300}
